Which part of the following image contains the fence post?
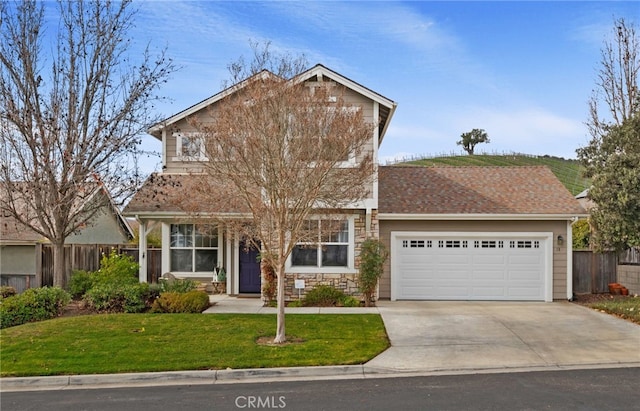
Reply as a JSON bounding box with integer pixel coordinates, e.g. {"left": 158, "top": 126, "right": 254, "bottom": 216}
{"left": 591, "top": 251, "right": 596, "bottom": 294}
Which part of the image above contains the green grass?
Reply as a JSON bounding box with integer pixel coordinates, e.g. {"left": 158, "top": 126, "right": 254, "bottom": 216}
{"left": 0, "top": 314, "right": 388, "bottom": 377}
{"left": 405, "top": 153, "right": 590, "bottom": 195}
{"left": 589, "top": 297, "right": 640, "bottom": 324}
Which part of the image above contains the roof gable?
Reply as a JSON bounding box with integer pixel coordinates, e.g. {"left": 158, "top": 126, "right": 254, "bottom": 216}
{"left": 1, "top": 184, "right": 133, "bottom": 244}
{"left": 148, "top": 64, "right": 397, "bottom": 141}
{"left": 379, "top": 166, "right": 586, "bottom": 217}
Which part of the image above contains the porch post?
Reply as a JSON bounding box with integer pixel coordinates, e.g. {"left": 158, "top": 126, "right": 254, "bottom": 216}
{"left": 137, "top": 217, "right": 148, "bottom": 283}
{"left": 226, "top": 226, "right": 232, "bottom": 294}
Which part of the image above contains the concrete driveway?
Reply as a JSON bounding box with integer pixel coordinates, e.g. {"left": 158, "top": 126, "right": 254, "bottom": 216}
{"left": 366, "top": 301, "right": 640, "bottom": 373}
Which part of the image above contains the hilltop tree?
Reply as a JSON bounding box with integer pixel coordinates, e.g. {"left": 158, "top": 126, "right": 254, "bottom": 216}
{"left": 0, "top": 0, "right": 176, "bottom": 288}
{"left": 190, "top": 44, "right": 375, "bottom": 343}
{"left": 577, "top": 18, "right": 640, "bottom": 252}
{"left": 457, "top": 128, "right": 489, "bottom": 155}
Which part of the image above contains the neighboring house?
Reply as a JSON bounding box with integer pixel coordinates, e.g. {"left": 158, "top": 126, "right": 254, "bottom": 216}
{"left": 0, "top": 188, "right": 134, "bottom": 291}
{"left": 124, "top": 64, "right": 586, "bottom": 302}
{"left": 575, "top": 188, "right": 595, "bottom": 211}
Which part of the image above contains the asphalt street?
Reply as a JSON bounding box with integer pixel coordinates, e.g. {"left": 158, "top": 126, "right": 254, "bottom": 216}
{"left": 2, "top": 368, "right": 639, "bottom": 411}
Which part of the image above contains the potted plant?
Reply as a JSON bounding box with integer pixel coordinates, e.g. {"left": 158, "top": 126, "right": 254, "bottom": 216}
{"left": 212, "top": 266, "right": 227, "bottom": 294}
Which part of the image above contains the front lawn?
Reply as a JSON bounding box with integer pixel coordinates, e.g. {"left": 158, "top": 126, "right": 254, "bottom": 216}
{"left": 0, "top": 314, "right": 389, "bottom": 377}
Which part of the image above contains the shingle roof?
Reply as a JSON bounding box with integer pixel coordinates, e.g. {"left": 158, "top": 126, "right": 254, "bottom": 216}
{"left": 1, "top": 214, "right": 44, "bottom": 243}
{"left": 123, "top": 173, "right": 251, "bottom": 215}
{"left": 379, "top": 166, "right": 586, "bottom": 216}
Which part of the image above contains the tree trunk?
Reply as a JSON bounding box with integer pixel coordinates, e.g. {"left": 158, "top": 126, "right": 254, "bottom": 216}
{"left": 273, "top": 262, "right": 287, "bottom": 344}
{"left": 53, "top": 241, "right": 67, "bottom": 289}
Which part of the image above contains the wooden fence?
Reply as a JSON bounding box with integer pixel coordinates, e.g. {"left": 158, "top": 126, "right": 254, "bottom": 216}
{"left": 572, "top": 251, "right": 619, "bottom": 294}
{"left": 38, "top": 244, "right": 161, "bottom": 286}
{"left": 619, "top": 247, "right": 640, "bottom": 265}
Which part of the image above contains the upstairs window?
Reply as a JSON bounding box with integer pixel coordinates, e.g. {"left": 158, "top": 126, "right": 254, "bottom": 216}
{"left": 174, "top": 132, "right": 208, "bottom": 161}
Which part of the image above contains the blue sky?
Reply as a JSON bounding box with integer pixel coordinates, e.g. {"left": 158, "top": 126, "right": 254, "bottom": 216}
{"left": 50, "top": 1, "right": 640, "bottom": 171}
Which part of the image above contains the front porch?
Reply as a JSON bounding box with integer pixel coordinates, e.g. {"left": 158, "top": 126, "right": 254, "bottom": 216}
{"left": 134, "top": 220, "right": 262, "bottom": 296}
{"left": 132, "top": 210, "right": 372, "bottom": 301}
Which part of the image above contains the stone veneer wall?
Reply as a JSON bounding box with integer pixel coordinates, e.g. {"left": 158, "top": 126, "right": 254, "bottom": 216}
{"left": 618, "top": 264, "right": 640, "bottom": 295}
{"left": 281, "top": 210, "right": 378, "bottom": 301}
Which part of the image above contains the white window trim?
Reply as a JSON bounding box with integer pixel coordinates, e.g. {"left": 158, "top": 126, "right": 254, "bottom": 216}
{"left": 171, "top": 132, "right": 209, "bottom": 162}
{"left": 169, "top": 224, "right": 223, "bottom": 275}
{"left": 285, "top": 216, "right": 356, "bottom": 274}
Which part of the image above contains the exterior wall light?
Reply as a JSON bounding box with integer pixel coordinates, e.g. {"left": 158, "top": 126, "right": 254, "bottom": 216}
{"left": 557, "top": 235, "right": 564, "bottom": 246}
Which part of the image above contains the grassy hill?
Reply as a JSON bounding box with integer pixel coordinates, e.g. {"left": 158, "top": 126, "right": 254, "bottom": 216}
{"left": 401, "top": 153, "right": 590, "bottom": 195}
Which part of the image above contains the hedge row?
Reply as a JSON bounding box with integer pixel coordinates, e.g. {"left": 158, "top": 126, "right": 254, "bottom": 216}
{"left": 0, "top": 287, "right": 71, "bottom": 329}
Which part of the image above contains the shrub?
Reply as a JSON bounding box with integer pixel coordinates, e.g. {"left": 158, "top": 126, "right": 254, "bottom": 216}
{"left": 287, "top": 299, "right": 303, "bottom": 307}
{"left": 158, "top": 278, "right": 198, "bottom": 293}
{"left": 151, "top": 291, "right": 210, "bottom": 313}
{"left": 0, "top": 287, "right": 71, "bottom": 329}
{"left": 69, "top": 270, "right": 94, "bottom": 298}
{"left": 261, "top": 259, "right": 277, "bottom": 303}
{"left": 358, "top": 238, "right": 389, "bottom": 307}
{"left": 341, "top": 295, "right": 361, "bottom": 307}
{"left": 302, "top": 285, "right": 347, "bottom": 307}
{"left": 93, "top": 251, "right": 139, "bottom": 287}
{"left": 84, "top": 283, "right": 150, "bottom": 313}
{"left": 0, "top": 286, "right": 17, "bottom": 299}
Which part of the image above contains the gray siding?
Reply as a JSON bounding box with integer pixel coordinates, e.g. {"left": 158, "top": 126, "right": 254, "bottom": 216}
{"left": 0, "top": 245, "right": 36, "bottom": 275}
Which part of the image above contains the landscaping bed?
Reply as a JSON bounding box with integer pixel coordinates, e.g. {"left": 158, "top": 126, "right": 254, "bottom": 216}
{"left": 572, "top": 293, "right": 640, "bottom": 325}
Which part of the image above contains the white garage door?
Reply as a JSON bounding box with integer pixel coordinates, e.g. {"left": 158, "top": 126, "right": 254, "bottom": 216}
{"left": 393, "top": 233, "right": 550, "bottom": 301}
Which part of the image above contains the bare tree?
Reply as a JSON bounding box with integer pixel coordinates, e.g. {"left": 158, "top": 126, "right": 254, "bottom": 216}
{"left": 587, "top": 17, "right": 639, "bottom": 139}
{"left": 578, "top": 17, "right": 640, "bottom": 251}
{"left": 190, "top": 45, "right": 375, "bottom": 343}
{"left": 0, "top": 0, "right": 176, "bottom": 288}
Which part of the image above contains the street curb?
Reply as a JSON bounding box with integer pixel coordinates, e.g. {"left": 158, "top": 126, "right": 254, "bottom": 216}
{"left": 0, "top": 366, "right": 366, "bottom": 391}
{"left": 3, "top": 362, "right": 640, "bottom": 392}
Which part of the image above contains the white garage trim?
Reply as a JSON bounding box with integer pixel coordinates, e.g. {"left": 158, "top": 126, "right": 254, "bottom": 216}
{"left": 390, "top": 231, "right": 554, "bottom": 302}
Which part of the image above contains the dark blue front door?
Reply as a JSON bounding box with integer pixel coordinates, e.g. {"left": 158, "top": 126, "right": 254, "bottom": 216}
{"left": 239, "top": 241, "right": 261, "bottom": 293}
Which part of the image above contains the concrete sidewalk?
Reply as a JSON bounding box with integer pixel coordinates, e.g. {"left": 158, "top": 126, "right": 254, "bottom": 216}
{"left": 2, "top": 299, "right": 639, "bottom": 392}
{"left": 203, "top": 294, "right": 380, "bottom": 314}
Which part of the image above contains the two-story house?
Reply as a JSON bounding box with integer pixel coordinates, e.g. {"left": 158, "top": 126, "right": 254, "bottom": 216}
{"left": 124, "top": 64, "right": 585, "bottom": 302}
{"left": 124, "top": 64, "right": 396, "bottom": 298}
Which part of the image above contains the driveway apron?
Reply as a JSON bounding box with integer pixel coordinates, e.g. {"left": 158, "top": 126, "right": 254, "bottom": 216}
{"left": 366, "top": 301, "right": 640, "bottom": 373}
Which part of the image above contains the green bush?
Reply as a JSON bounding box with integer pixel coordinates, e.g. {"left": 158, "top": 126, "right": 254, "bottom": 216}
{"left": 302, "top": 285, "right": 347, "bottom": 307}
{"left": 158, "top": 278, "right": 198, "bottom": 293}
{"left": 150, "top": 291, "right": 210, "bottom": 313}
{"left": 69, "top": 270, "right": 94, "bottom": 298}
{"left": 0, "top": 286, "right": 17, "bottom": 299}
{"left": 341, "top": 295, "right": 361, "bottom": 307}
{"left": 0, "top": 287, "right": 71, "bottom": 329}
{"left": 358, "top": 238, "right": 389, "bottom": 307}
{"left": 84, "top": 283, "right": 150, "bottom": 313}
{"left": 287, "top": 299, "right": 303, "bottom": 307}
{"left": 94, "top": 251, "right": 139, "bottom": 287}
